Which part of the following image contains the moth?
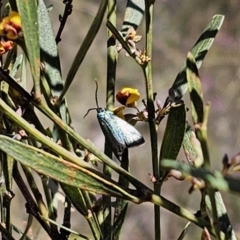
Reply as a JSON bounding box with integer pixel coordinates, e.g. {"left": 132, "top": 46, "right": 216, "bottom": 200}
{"left": 84, "top": 82, "right": 145, "bottom": 159}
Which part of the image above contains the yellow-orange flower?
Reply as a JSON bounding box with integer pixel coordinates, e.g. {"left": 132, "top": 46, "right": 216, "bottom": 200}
{"left": 0, "top": 11, "right": 22, "bottom": 40}
{"left": 116, "top": 87, "right": 140, "bottom": 107}
{"left": 9, "top": 11, "right": 21, "bottom": 29}
{"left": 112, "top": 106, "right": 125, "bottom": 119}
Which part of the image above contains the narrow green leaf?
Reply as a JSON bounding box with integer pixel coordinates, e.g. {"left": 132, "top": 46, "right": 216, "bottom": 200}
{"left": 177, "top": 222, "right": 191, "bottom": 240}
{"left": 38, "top": 0, "right": 62, "bottom": 99}
{"left": 3, "top": 3, "right": 11, "bottom": 17}
{"left": 4, "top": 155, "right": 14, "bottom": 192}
{"left": 37, "top": 0, "right": 68, "bottom": 124}
{"left": 8, "top": 1, "right": 17, "bottom": 12}
{"left": 186, "top": 51, "right": 204, "bottom": 124}
{"left": 205, "top": 191, "right": 236, "bottom": 239}
{"left": 159, "top": 102, "right": 186, "bottom": 180}
{"left": 59, "top": 0, "right": 108, "bottom": 103}
{"left": 0, "top": 136, "right": 138, "bottom": 201}
{"left": 169, "top": 15, "right": 224, "bottom": 100}
{"left": 16, "top": 0, "right": 41, "bottom": 99}
{"left": 4, "top": 44, "right": 17, "bottom": 70}
{"left": 61, "top": 185, "right": 88, "bottom": 216}
{"left": 19, "top": 214, "right": 33, "bottom": 240}
{"left": 121, "top": 0, "right": 145, "bottom": 38}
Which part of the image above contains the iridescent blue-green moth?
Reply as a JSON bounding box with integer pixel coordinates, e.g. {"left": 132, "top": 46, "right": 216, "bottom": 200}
{"left": 84, "top": 82, "right": 144, "bottom": 159}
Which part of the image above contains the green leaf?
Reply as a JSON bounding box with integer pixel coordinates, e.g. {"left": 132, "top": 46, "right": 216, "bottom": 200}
{"left": 205, "top": 191, "right": 235, "bottom": 239}
{"left": 61, "top": 185, "right": 89, "bottom": 216}
{"left": 38, "top": 0, "right": 63, "bottom": 98}
{"left": 121, "top": 0, "right": 145, "bottom": 37}
{"left": 186, "top": 52, "right": 204, "bottom": 124}
{"left": 37, "top": 0, "right": 68, "bottom": 125}
{"left": 159, "top": 101, "right": 186, "bottom": 181}
{"left": 0, "top": 136, "right": 137, "bottom": 201}
{"left": 169, "top": 15, "right": 224, "bottom": 100}
{"left": 3, "top": 3, "right": 11, "bottom": 17}
{"left": 16, "top": 0, "right": 41, "bottom": 99}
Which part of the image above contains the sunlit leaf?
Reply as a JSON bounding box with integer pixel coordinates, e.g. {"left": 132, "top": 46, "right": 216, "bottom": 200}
{"left": 0, "top": 135, "right": 136, "bottom": 200}
{"left": 16, "top": 0, "right": 41, "bottom": 98}
{"left": 169, "top": 15, "right": 224, "bottom": 100}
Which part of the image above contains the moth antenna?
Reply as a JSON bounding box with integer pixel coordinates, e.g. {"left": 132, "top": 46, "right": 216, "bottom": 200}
{"left": 84, "top": 80, "right": 100, "bottom": 118}
{"left": 83, "top": 108, "right": 97, "bottom": 118}
{"left": 95, "top": 80, "right": 100, "bottom": 109}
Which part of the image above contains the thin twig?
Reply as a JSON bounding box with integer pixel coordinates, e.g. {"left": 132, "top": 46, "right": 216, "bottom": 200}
{"left": 101, "top": 0, "right": 117, "bottom": 238}
{"left": 55, "top": 0, "right": 73, "bottom": 44}
{"left": 57, "top": 0, "right": 108, "bottom": 104}
{"left": 143, "top": 1, "right": 160, "bottom": 240}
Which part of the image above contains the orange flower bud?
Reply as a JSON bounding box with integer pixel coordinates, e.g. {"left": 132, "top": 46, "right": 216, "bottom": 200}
{"left": 0, "top": 40, "right": 14, "bottom": 55}
{"left": 2, "top": 40, "right": 14, "bottom": 51}
{"left": 116, "top": 87, "right": 140, "bottom": 107}
{"left": 0, "top": 44, "right": 5, "bottom": 55}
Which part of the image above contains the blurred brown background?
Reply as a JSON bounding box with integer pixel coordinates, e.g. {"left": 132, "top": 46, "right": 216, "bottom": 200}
{"left": 12, "top": 0, "right": 240, "bottom": 239}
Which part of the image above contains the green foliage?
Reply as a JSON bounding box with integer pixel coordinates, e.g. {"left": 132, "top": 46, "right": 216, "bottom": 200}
{"left": 0, "top": 1, "right": 238, "bottom": 240}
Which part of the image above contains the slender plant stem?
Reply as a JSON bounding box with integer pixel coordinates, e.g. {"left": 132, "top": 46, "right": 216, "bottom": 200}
{"left": 19, "top": 214, "right": 33, "bottom": 240}
{"left": 197, "top": 103, "right": 211, "bottom": 168}
{"left": 112, "top": 150, "right": 129, "bottom": 240}
{"left": 106, "top": 21, "right": 142, "bottom": 65}
{"left": 143, "top": 1, "right": 160, "bottom": 240}
{"left": 102, "top": 1, "right": 117, "bottom": 237}
{"left": 55, "top": 0, "right": 73, "bottom": 44}
{"left": 151, "top": 194, "right": 215, "bottom": 236}
{"left": 58, "top": 0, "right": 108, "bottom": 103}
{"left": 197, "top": 103, "right": 222, "bottom": 239}
{"left": 81, "top": 190, "right": 102, "bottom": 240}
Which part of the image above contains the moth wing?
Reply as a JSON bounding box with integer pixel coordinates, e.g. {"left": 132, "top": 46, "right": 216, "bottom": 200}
{"left": 111, "top": 116, "right": 145, "bottom": 148}
{"left": 97, "top": 112, "right": 127, "bottom": 157}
